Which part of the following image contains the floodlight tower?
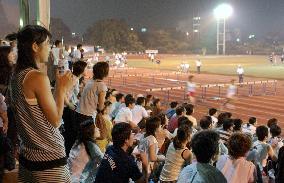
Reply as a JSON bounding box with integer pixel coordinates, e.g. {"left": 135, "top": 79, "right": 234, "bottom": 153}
{"left": 214, "top": 3, "right": 233, "bottom": 55}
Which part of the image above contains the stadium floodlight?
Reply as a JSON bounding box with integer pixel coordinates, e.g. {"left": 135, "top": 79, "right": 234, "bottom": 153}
{"left": 214, "top": 3, "right": 233, "bottom": 20}
{"left": 214, "top": 3, "right": 233, "bottom": 55}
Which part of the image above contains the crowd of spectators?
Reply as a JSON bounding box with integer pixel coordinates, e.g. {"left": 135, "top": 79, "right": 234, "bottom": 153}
{"left": 0, "top": 25, "right": 284, "bottom": 183}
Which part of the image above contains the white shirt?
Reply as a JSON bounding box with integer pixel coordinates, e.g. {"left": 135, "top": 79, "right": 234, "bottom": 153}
{"left": 51, "top": 47, "right": 61, "bottom": 65}
{"left": 186, "top": 82, "right": 196, "bottom": 92}
{"left": 237, "top": 67, "right": 244, "bottom": 75}
{"left": 131, "top": 105, "right": 149, "bottom": 125}
{"left": 211, "top": 116, "right": 218, "bottom": 127}
{"left": 114, "top": 107, "right": 133, "bottom": 123}
{"left": 63, "top": 50, "right": 71, "bottom": 61}
{"left": 74, "top": 49, "right": 81, "bottom": 61}
{"left": 196, "top": 60, "right": 202, "bottom": 67}
{"left": 227, "top": 84, "right": 237, "bottom": 98}
{"left": 216, "top": 155, "right": 255, "bottom": 183}
{"left": 77, "top": 80, "right": 107, "bottom": 117}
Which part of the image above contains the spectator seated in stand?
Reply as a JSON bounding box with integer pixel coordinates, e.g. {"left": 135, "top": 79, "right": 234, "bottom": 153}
{"left": 217, "top": 133, "right": 256, "bottom": 183}
{"left": 68, "top": 119, "right": 103, "bottom": 182}
{"left": 177, "top": 130, "right": 227, "bottom": 183}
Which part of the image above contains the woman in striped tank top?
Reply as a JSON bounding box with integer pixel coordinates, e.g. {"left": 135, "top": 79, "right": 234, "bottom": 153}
{"left": 160, "top": 125, "right": 192, "bottom": 183}
{"left": 9, "top": 25, "right": 74, "bottom": 182}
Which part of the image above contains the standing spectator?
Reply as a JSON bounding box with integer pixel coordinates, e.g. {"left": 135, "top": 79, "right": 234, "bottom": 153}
{"left": 95, "top": 123, "right": 148, "bottom": 183}
{"left": 63, "top": 61, "right": 88, "bottom": 156}
{"left": 195, "top": 59, "right": 202, "bottom": 74}
{"left": 76, "top": 62, "right": 109, "bottom": 121}
{"left": 114, "top": 96, "right": 137, "bottom": 128}
{"left": 152, "top": 98, "right": 163, "bottom": 116}
{"left": 0, "top": 45, "right": 13, "bottom": 95}
{"left": 177, "top": 130, "right": 227, "bottom": 183}
{"left": 5, "top": 33, "right": 17, "bottom": 65}
{"left": 242, "top": 117, "right": 257, "bottom": 135}
{"left": 186, "top": 75, "right": 196, "bottom": 105}
{"left": 217, "top": 133, "right": 256, "bottom": 183}
{"left": 10, "top": 25, "right": 73, "bottom": 182}
{"left": 63, "top": 45, "right": 72, "bottom": 70}
{"left": 281, "top": 53, "right": 284, "bottom": 64}
{"left": 132, "top": 97, "right": 148, "bottom": 125}
{"left": 160, "top": 125, "right": 192, "bottom": 182}
{"left": 165, "top": 101, "right": 178, "bottom": 119}
{"left": 74, "top": 44, "right": 82, "bottom": 62}
{"left": 217, "top": 119, "right": 234, "bottom": 145}
{"left": 237, "top": 65, "right": 244, "bottom": 83}
{"left": 0, "top": 44, "right": 17, "bottom": 157}
{"left": 52, "top": 40, "right": 63, "bottom": 70}
{"left": 208, "top": 108, "right": 218, "bottom": 127}
{"left": 168, "top": 106, "right": 185, "bottom": 133}
{"left": 67, "top": 119, "right": 103, "bottom": 182}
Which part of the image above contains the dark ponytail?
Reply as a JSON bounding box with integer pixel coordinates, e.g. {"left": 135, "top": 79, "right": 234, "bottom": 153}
{"left": 173, "top": 125, "right": 192, "bottom": 149}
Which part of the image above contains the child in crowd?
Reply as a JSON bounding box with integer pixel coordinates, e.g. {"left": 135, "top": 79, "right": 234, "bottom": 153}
{"left": 217, "top": 133, "right": 256, "bottom": 183}
{"left": 160, "top": 125, "right": 192, "bottom": 182}
{"left": 68, "top": 119, "right": 104, "bottom": 183}
{"left": 186, "top": 75, "right": 196, "bottom": 105}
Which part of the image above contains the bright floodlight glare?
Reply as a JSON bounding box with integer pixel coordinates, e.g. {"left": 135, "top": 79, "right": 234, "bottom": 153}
{"left": 214, "top": 3, "right": 233, "bottom": 19}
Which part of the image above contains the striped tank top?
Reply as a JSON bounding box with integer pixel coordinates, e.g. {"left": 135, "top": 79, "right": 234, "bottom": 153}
{"left": 10, "top": 68, "right": 66, "bottom": 162}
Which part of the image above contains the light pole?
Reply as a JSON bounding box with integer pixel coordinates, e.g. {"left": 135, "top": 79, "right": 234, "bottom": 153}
{"left": 214, "top": 4, "right": 233, "bottom": 55}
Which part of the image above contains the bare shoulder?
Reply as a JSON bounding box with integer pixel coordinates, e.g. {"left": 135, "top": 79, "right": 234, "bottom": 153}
{"left": 27, "top": 70, "right": 48, "bottom": 82}
{"left": 24, "top": 70, "right": 50, "bottom": 89}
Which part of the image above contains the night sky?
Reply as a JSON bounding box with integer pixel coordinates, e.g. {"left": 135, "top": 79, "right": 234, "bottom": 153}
{"left": 1, "top": 0, "right": 284, "bottom": 38}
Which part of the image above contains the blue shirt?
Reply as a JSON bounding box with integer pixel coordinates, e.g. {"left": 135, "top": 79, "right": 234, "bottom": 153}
{"left": 95, "top": 145, "right": 142, "bottom": 183}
